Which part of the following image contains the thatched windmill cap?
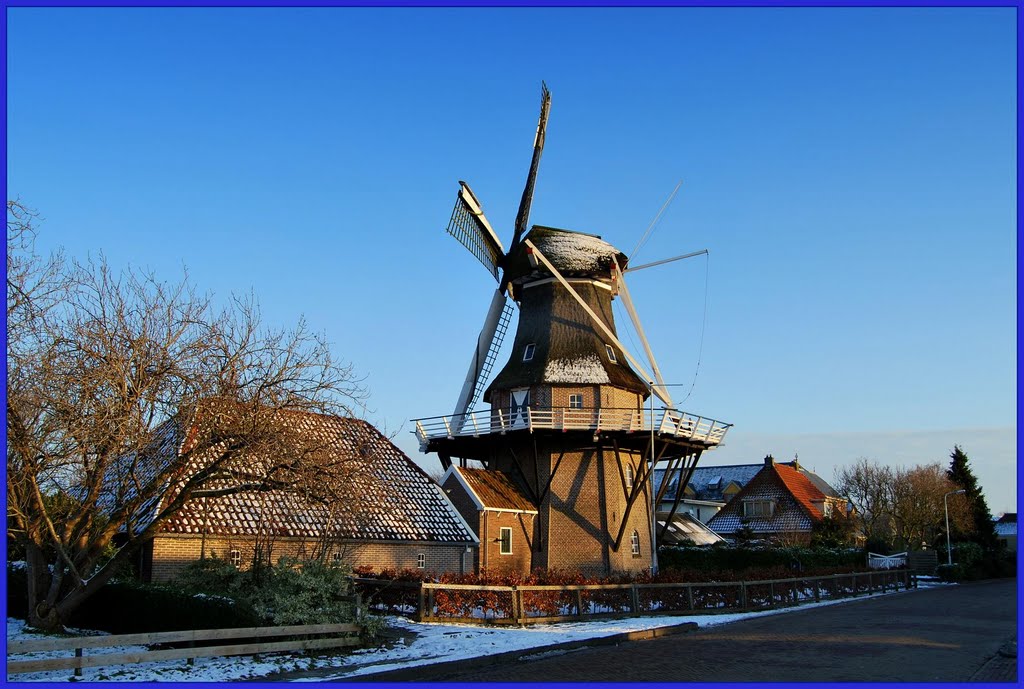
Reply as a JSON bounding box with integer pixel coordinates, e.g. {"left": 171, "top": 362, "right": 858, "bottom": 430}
{"left": 504, "top": 226, "right": 628, "bottom": 284}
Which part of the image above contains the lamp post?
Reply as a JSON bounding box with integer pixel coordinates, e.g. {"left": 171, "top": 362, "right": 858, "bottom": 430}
{"left": 944, "top": 489, "right": 966, "bottom": 566}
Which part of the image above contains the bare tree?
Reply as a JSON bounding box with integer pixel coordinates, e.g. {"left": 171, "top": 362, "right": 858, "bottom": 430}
{"left": 7, "top": 206, "right": 368, "bottom": 631}
{"left": 834, "top": 458, "right": 896, "bottom": 543}
{"left": 890, "top": 463, "right": 971, "bottom": 550}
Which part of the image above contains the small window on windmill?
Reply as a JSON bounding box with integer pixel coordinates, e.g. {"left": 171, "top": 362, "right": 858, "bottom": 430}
{"left": 523, "top": 343, "right": 536, "bottom": 362}
{"left": 625, "top": 464, "right": 634, "bottom": 489}
{"left": 569, "top": 393, "right": 583, "bottom": 409}
{"left": 630, "top": 530, "right": 641, "bottom": 556}
{"left": 605, "top": 344, "right": 618, "bottom": 363}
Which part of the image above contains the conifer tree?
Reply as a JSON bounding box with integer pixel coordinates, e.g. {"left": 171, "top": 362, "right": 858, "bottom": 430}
{"left": 946, "top": 445, "right": 998, "bottom": 548}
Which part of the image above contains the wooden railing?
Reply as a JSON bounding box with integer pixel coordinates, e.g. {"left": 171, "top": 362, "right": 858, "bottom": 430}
{"left": 357, "top": 570, "right": 914, "bottom": 626}
{"left": 6, "top": 621, "right": 362, "bottom": 677}
{"left": 413, "top": 406, "right": 731, "bottom": 449}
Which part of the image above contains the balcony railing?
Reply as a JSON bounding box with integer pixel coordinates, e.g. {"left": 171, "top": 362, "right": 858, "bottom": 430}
{"left": 412, "top": 407, "right": 731, "bottom": 450}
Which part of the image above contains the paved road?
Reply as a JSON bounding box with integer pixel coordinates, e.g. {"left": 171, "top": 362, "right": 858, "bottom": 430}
{"left": 423, "top": 579, "right": 1017, "bottom": 683}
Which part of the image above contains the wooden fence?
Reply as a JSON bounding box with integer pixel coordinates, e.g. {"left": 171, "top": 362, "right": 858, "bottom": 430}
{"left": 356, "top": 569, "right": 915, "bottom": 626}
{"left": 7, "top": 622, "right": 362, "bottom": 677}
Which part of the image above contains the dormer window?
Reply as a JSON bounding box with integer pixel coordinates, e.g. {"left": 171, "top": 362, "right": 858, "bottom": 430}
{"left": 605, "top": 344, "right": 618, "bottom": 363}
{"left": 523, "top": 343, "right": 536, "bottom": 362}
{"left": 743, "top": 499, "right": 775, "bottom": 518}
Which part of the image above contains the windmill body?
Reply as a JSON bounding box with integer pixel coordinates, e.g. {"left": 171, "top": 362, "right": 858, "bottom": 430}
{"left": 414, "top": 86, "right": 731, "bottom": 576}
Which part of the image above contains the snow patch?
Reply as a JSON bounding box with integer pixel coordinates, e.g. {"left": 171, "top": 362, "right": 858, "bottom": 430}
{"left": 544, "top": 355, "right": 610, "bottom": 384}
{"left": 532, "top": 232, "right": 622, "bottom": 274}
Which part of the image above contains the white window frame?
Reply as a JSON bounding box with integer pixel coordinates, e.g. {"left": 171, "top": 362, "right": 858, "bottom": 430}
{"left": 568, "top": 393, "right": 583, "bottom": 409}
{"left": 229, "top": 549, "right": 241, "bottom": 568}
{"left": 625, "top": 464, "right": 634, "bottom": 489}
{"left": 630, "top": 530, "right": 641, "bottom": 556}
{"left": 523, "top": 343, "right": 536, "bottom": 362}
{"left": 743, "top": 499, "right": 774, "bottom": 518}
{"left": 417, "top": 553, "right": 425, "bottom": 569}
{"left": 605, "top": 344, "right": 618, "bottom": 363}
{"left": 499, "top": 527, "right": 513, "bottom": 555}
{"left": 332, "top": 552, "right": 342, "bottom": 564}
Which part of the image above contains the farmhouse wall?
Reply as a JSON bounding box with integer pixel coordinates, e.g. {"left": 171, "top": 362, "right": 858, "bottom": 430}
{"left": 149, "top": 535, "right": 473, "bottom": 583}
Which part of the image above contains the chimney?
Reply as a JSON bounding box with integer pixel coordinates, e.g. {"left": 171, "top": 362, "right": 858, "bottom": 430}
{"left": 764, "top": 454, "right": 775, "bottom": 466}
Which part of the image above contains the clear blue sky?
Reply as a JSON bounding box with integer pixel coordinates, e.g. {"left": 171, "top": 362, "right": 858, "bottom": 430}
{"left": 6, "top": 7, "right": 1017, "bottom": 511}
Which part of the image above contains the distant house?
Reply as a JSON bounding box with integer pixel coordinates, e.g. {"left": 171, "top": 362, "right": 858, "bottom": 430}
{"left": 995, "top": 513, "right": 1017, "bottom": 552}
{"left": 706, "top": 455, "right": 848, "bottom": 545}
{"left": 121, "top": 408, "right": 478, "bottom": 582}
{"left": 654, "top": 464, "right": 763, "bottom": 524}
{"left": 440, "top": 466, "right": 537, "bottom": 575}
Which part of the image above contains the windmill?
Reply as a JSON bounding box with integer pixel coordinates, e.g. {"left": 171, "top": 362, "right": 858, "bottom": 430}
{"left": 415, "top": 84, "right": 732, "bottom": 575}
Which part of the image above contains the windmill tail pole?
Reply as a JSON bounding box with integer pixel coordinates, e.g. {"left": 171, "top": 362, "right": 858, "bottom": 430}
{"left": 510, "top": 82, "right": 552, "bottom": 252}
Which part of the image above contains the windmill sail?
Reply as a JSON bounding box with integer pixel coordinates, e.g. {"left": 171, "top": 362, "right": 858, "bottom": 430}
{"left": 508, "top": 82, "right": 551, "bottom": 254}
{"left": 470, "top": 299, "right": 514, "bottom": 407}
{"left": 451, "top": 289, "right": 510, "bottom": 425}
{"left": 447, "top": 182, "right": 504, "bottom": 280}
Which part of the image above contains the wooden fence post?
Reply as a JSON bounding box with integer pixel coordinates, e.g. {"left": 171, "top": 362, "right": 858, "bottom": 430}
{"left": 630, "top": 585, "right": 640, "bottom": 615}
{"left": 813, "top": 578, "right": 820, "bottom": 603}
{"left": 575, "top": 589, "right": 584, "bottom": 617}
{"left": 686, "top": 585, "right": 694, "bottom": 611}
{"left": 74, "top": 648, "right": 83, "bottom": 677}
{"left": 514, "top": 588, "right": 524, "bottom": 624}
{"left": 418, "top": 585, "right": 426, "bottom": 621}
{"left": 851, "top": 573, "right": 857, "bottom": 596}
{"left": 739, "top": 582, "right": 747, "bottom": 610}
{"left": 769, "top": 582, "right": 775, "bottom": 607}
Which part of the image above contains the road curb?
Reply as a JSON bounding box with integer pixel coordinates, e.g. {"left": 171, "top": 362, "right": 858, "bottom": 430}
{"left": 336, "top": 621, "right": 699, "bottom": 682}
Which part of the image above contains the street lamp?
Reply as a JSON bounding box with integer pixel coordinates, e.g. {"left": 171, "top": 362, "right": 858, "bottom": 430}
{"left": 944, "top": 489, "right": 966, "bottom": 566}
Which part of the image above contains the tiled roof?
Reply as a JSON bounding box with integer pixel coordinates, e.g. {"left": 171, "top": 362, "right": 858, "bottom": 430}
{"left": 773, "top": 463, "right": 828, "bottom": 519}
{"left": 706, "top": 463, "right": 828, "bottom": 536}
{"left": 656, "top": 461, "right": 841, "bottom": 504}
{"left": 454, "top": 468, "right": 537, "bottom": 513}
{"left": 117, "top": 408, "right": 477, "bottom": 544}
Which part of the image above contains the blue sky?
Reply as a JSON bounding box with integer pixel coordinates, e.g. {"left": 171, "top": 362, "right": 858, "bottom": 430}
{"left": 6, "top": 7, "right": 1017, "bottom": 511}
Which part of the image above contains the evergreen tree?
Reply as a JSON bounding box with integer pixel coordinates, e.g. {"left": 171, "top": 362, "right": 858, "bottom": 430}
{"left": 946, "top": 445, "right": 998, "bottom": 548}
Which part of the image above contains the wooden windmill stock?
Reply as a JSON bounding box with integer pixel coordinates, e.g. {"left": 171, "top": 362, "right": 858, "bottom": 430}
{"left": 414, "top": 84, "right": 731, "bottom": 576}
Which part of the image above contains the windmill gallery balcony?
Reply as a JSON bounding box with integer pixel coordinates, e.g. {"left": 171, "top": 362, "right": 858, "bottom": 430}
{"left": 413, "top": 406, "right": 731, "bottom": 452}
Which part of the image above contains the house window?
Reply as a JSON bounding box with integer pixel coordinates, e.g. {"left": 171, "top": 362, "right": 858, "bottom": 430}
{"left": 743, "top": 500, "right": 774, "bottom": 518}
{"left": 569, "top": 393, "right": 583, "bottom": 409}
{"left": 630, "top": 530, "right": 641, "bottom": 556}
{"left": 625, "top": 464, "right": 634, "bottom": 489}
{"left": 499, "top": 527, "right": 512, "bottom": 555}
{"left": 605, "top": 344, "right": 618, "bottom": 363}
{"left": 417, "top": 553, "right": 425, "bottom": 569}
{"left": 823, "top": 501, "right": 834, "bottom": 518}
{"left": 229, "top": 549, "right": 241, "bottom": 568}
{"left": 332, "top": 552, "right": 342, "bottom": 564}
{"left": 523, "top": 343, "right": 536, "bottom": 362}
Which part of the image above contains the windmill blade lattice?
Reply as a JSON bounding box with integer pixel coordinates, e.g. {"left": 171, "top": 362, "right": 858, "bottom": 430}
{"left": 446, "top": 183, "right": 503, "bottom": 281}
{"left": 468, "top": 299, "right": 514, "bottom": 410}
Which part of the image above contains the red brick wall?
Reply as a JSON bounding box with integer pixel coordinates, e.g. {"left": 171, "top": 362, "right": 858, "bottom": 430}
{"left": 478, "top": 510, "right": 534, "bottom": 575}
{"left": 149, "top": 535, "right": 474, "bottom": 582}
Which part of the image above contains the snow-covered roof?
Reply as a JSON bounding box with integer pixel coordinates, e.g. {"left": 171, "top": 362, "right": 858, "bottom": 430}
{"left": 112, "top": 408, "right": 477, "bottom": 544}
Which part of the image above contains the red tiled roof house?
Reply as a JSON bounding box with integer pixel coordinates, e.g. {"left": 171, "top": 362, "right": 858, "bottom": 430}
{"left": 706, "top": 455, "right": 848, "bottom": 545}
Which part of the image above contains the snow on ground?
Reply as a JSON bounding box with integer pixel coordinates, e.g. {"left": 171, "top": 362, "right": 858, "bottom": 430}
{"left": 7, "top": 578, "right": 953, "bottom": 683}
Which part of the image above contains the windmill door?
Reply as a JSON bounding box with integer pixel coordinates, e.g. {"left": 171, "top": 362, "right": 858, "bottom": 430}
{"left": 509, "top": 388, "right": 530, "bottom": 429}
